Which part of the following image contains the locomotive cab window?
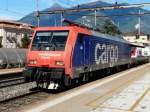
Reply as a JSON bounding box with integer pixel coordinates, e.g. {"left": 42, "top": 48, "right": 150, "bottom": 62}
{"left": 32, "top": 31, "right": 69, "bottom": 51}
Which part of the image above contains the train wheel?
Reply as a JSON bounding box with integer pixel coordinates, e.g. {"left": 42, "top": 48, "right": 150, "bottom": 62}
{"left": 24, "top": 76, "right": 31, "bottom": 82}
{"left": 115, "top": 66, "right": 120, "bottom": 72}
{"left": 36, "top": 72, "right": 44, "bottom": 88}
{"left": 127, "top": 64, "right": 130, "bottom": 69}
{"left": 63, "top": 75, "right": 71, "bottom": 87}
{"left": 83, "top": 72, "right": 89, "bottom": 82}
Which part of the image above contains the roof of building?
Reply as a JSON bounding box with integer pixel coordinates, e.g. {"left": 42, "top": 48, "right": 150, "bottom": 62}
{"left": 0, "top": 19, "right": 34, "bottom": 28}
{"left": 123, "top": 31, "right": 146, "bottom": 36}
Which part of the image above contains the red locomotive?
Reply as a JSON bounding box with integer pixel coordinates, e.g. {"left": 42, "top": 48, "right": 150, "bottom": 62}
{"left": 23, "top": 20, "right": 148, "bottom": 89}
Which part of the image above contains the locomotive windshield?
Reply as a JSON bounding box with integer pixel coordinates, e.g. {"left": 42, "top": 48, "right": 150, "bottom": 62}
{"left": 31, "top": 31, "right": 69, "bottom": 51}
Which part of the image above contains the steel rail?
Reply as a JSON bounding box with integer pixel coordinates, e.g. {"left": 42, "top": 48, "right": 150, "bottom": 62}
{"left": 0, "top": 77, "right": 25, "bottom": 88}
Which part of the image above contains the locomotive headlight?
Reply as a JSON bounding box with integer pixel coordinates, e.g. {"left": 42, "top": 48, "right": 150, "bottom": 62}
{"left": 29, "top": 60, "right": 37, "bottom": 65}
{"left": 55, "top": 61, "right": 64, "bottom": 66}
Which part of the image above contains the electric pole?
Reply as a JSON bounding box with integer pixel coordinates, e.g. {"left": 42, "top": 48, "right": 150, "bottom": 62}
{"left": 138, "top": 9, "right": 141, "bottom": 36}
{"left": 36, "top": 0, "right": 40, "bottom": 27}
{"left": 94, "top": 10, "right": 97, "bottom": 27}
{"left": 60, "top": 13, "right": 63, "bottom": 26}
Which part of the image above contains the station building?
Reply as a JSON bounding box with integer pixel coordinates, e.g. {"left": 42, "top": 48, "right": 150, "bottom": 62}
{"left": 0, "top": 20, "right": 34, "bottom": 48}
{"left": 123, "top": 32, "right": 150, "bottom": 46}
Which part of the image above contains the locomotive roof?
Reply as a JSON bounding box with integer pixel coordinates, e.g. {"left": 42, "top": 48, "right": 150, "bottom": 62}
{"left": 91, "top": 30, "right": 130, "bottom": 44}
{"left": 91, "top": 30, "right": 143, "bottom": 47}
{"left": 35, "top": 26, "right": 140, "bottom": 47}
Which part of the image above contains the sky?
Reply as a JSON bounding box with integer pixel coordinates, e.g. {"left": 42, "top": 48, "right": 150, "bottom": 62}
{"left": 0, "top": 0, "right": 150, "bottom": 20}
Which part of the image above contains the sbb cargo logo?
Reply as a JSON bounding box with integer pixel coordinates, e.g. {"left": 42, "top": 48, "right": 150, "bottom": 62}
{"left": 95, "top": 43, "right": 118, "bottom": 66}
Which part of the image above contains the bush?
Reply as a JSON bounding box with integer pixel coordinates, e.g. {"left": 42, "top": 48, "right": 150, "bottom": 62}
{"left": 102, "top": 20, "right": 121, "bottom": 36}
{"left": 0, "top": 36, "right": 3, "bottom": 48}
{"left": 21, "top": 34, "right": 30, "bottom": 48}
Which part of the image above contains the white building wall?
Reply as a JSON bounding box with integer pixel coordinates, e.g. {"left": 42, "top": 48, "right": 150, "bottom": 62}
{"left": 0, "top": 29, "right": 8, "bottom": 48}
{"left": 0, "top": 29, "right": 17, "bottom": 48}
{"left": 0, "top": 21, "right": 33, "bottom": 48}
{"left": 123, "top": 35, "right": 150, "bottom": 45}
{"left": 0, "top": 29, "right": 4, "bottom": 37}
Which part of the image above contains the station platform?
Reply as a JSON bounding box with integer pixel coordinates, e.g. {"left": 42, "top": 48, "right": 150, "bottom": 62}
{"left": 91, "top": 71, "right": 150, "bottom": 112}
{"left": 0, "top": 68, "right": 23, "bottom": 81}
{"left": 0, "top": 68, "right": 23, "bottom": 75}
{"left": 23, "top": 64, "right": 150, "bottom": 112}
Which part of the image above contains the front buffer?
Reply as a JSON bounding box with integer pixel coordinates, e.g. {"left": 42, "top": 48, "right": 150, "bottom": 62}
{"left": 23, "top": 67, "right": 71, "bottom": 89}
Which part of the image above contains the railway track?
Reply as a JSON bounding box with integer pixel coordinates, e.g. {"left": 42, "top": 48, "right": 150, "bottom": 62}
{"left": 0, "top": 77, "right": 25, "bottom": 88}
{"left": 0, "top": 71, "right": 48, "bottom": 104}
{"left": 0, "top": 82, "right": 58, "bottom": 112}
{"left": 0, "top": 71, "right": 23, "bottom": 87}
{"left": 0, "top": 90, "right": 51, "bottom": 112}
{"left": 0, "top": 71, "right": 23, "bottom": 79}
{"left": 0, "top": 82, "right": 37, "bottom": 102}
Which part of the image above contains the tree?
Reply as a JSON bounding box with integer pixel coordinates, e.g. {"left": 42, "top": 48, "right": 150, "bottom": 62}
{"left": 102, "top": 20, "right": 121, "bottom": 36}
{"left": 21, "top": 34, "right": 30, "bottom": 48}
{"left": 0, "top": 36, "right": 3, "bottom": 48}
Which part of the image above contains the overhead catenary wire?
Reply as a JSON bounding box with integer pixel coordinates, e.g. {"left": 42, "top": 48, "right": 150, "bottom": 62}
{"left": 39, "top": 3, "right": 150, "bottom": 15}
{"left": 34, "top": 2, "right": 150, "bottom": 27}
{"left": 63, "top": 12, "right": 150, "bottom": 18}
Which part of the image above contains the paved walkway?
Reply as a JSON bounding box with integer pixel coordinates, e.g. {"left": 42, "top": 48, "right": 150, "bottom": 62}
{"left": 92, "top": 72, "right": 150, "bottom": 112}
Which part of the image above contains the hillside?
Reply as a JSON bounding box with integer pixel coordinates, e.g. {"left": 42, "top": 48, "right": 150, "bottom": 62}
{"left": 19, "top": 2, "right": 150, "bottom": 34}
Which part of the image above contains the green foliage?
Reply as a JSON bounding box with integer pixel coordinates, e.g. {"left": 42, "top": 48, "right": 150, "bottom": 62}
{"left": 0, "top": 36, "right": 3, "bottom": 48}
{"left": 102, "top": 20, "right": 121, "bottom": 36}
{"left": 21, "top": 34, "right": 30, "bottom": 48}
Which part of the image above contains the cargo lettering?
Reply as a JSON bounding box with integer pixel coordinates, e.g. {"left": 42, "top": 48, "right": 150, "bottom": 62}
{"left": 95, "top": 43, "right": 118, "bottom": 65}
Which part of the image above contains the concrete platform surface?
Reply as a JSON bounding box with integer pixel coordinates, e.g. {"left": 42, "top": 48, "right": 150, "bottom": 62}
{"left": 22, "top": 64, "right": 150, "bottom": 112}
{"left": 0, "top": 68, "right": 23, "bottom": 75}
